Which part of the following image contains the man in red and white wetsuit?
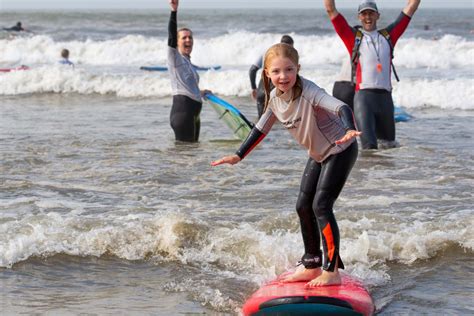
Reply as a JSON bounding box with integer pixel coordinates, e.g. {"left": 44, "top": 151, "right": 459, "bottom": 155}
{"left": 324, "top": 0, "right": 420, "bottom": 149}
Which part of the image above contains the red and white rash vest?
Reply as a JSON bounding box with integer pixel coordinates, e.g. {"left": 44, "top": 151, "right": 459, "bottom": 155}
{"left": 332, "top": 12, "right": 411, "bottom": 92}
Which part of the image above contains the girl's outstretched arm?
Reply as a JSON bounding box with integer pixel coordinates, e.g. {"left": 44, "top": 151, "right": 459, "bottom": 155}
{"left": 212, "top": 110, "right": 274, "bottom": 167}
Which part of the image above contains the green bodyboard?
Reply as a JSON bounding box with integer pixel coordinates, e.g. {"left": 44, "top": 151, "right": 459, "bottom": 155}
{"left": 206, "top": 94, "right": 253, "bottom": 140}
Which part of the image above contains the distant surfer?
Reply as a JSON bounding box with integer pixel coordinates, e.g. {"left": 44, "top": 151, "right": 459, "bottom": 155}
{"left": 324, "top": 0, "right": 421, "bottom": 149}
{"left": 212, "top": 43, "right": 360, "bottom": 287}
{"left": 3, "top": 21, "right": 26, "bottom": 32}
{"left": 59, "top": 49, "right": 74, "bottom": 68}
{"left": 249, "top": 35, "right": 294, "bottom": 119}
{"left": 167, "top": 0, "right": 210, "bottom": 142}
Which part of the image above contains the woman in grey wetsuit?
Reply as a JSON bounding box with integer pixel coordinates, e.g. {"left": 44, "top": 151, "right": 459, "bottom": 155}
{"left": 167, "top": 0, "right": 207, "bottom": 142}
{"left": 212, "top": 44, "right": 360, "bottom": 287}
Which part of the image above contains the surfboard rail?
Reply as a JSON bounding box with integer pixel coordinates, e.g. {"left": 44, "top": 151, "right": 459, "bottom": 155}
{"left": 204, "top": 93, "right": 253, "bottom": 140}
{"left": 242, "top": 272, "right": 375, "bottom": 316}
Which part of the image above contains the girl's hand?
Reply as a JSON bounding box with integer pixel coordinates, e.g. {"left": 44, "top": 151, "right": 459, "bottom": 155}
{"left": 169, "top": 0, "right": 179, "bottom": 11}
{"left": 211, "top": 155, "right": 241, "bottom": 166}
{"left": 335, "top": 130, "right": 362, "bottom": 145}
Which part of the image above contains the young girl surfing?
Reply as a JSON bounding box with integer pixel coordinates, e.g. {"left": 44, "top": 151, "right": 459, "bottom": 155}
{"left": 211, "top": 43, "right": 361, "bottom": 287}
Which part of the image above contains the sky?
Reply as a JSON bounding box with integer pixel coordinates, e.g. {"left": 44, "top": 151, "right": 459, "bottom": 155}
{"left": 1, "top": 0, "right": 473, "bottom": 10}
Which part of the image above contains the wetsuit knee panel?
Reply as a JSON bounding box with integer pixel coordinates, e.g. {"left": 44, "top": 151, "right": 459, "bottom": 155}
{"left": 296, "top": 191, "right": 317, "bottom": 221}
{"left": 312, "top": 191, "right": 336, "bottom": 218}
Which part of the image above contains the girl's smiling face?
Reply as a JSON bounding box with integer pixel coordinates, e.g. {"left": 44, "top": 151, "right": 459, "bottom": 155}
{"left": 265, "top": 56, "right": 300, "bottom": 94}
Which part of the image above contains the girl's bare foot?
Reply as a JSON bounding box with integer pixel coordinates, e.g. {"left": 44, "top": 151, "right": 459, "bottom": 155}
{"left": 305, "top": 269, "right": 341, "bottom": 287}
{"left": 280, "top": 266, "right": 322, "bottom": 283}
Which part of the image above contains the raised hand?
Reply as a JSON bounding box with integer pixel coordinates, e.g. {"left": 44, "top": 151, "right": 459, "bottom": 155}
{"left": 169, "top": 0, "right": 179, "bottom": 11}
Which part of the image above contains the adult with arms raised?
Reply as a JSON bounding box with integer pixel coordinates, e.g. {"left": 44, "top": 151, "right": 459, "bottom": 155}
{"left": 167, "top": 0, "right": 209, "bottom": 142}
{"left": 212, "top": 43, "right": 361, "bottom": 286}
{"left": 324, "top": 0, "right": 420, "bottom": 149}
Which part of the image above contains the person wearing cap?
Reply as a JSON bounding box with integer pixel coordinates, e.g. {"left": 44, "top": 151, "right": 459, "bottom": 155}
{"left": 249, "top": 35, "right": 294, "bottom": 118}
{"left": 324, "top": 0, "right": 420, "bottom": 150}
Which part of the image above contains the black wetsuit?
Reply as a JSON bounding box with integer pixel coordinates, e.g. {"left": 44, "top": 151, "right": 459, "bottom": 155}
{"left": 167, "top": 11, "right": 202, "bottom": 142}
{"left": 170, "top": 95, "right": 201, "bottom": 142}
{"left": 296, "top": 141, "right": 358, "bottom": 270}
{"left": 3, "top": 24, "right": 24, "bottom": 32}
{"left": 332, "top": 81, "right": 355, "bottom": 111}
{"left": 354, "top": 89, "right": 395, "bottom": 149}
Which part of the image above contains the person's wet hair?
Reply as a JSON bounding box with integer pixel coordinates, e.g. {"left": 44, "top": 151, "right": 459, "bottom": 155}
{"left": 280, "top": 35, "right": 294, "bottom": 46}
{"left": 61, "top": 49, "right": 70, "bottom": 59}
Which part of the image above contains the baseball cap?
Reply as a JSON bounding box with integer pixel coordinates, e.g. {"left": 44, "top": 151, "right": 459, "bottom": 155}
{"left": 358, "top": 1, "right": 378, "bottom": 14}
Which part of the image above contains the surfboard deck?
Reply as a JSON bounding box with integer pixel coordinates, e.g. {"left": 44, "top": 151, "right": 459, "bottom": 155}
{"left": 242, "top": 271, "right": 375, "bottom": 316}
{"left": 204, "top": 93, "right": 253, "bottom": 140}
{"left": 139, "top": 65, "right": 221, "bottom": 72}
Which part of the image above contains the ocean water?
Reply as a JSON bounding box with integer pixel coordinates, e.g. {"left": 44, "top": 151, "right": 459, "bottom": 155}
{"left": 1, "top": 8, "right": 473, "bottom": 315}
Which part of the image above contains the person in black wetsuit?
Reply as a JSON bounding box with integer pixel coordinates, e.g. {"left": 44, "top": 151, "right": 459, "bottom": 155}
{"left": 3, "top": 22, "right": 25, "bottom": 32}
{"left": 332, "top": 57, "right": 355, "bottom": 111}
{"left": 213, "top": 43, "right": 361, "bottom": 287}
{"left": 249, "top": 35, "right": 294, "bottom": 119}
{"left": 167, "top": 0, "right": 210, "bottom": 142}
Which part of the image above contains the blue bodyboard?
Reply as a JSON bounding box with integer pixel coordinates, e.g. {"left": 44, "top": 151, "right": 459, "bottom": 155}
{"left": 140, "top": 65, "right": 221, "bottom": 72}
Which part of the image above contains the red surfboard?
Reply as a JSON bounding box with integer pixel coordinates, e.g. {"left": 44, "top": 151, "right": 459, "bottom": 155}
{"left": 0, "top": 65, "right": 29, "bottom": 72}
{"left": 242, "top": 271, "right": 375, "bottom": 316}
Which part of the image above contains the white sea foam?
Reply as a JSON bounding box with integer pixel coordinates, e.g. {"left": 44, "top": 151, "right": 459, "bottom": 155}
{"left": 1, "top": 33, "right": 473, "bottom": 109}
{"left": 1, "top": 33, "right": 472, "bottom": 68}
{"left": 1, "top": 206, "right": 472, "bottom": 289}
{"left": 0, "top": 63, "right": 472, "bottom": 110}
{"left": 393, "top": 78, "right": 474, "bottom": 109}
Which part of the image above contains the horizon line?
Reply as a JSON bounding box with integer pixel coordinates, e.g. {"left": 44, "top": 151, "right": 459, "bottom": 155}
{"left": 2, "top": 6, "right": 473, "bottom": 10}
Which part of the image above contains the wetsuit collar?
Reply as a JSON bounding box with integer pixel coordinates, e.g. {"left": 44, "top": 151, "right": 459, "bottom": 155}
{"left": 276, "top": 88, "right": 293, "bottom": 103}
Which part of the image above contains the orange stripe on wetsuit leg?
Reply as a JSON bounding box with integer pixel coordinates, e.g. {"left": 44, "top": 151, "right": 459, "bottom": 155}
{"left": 322, "top": 223, "right": 335, "bottom": 263}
